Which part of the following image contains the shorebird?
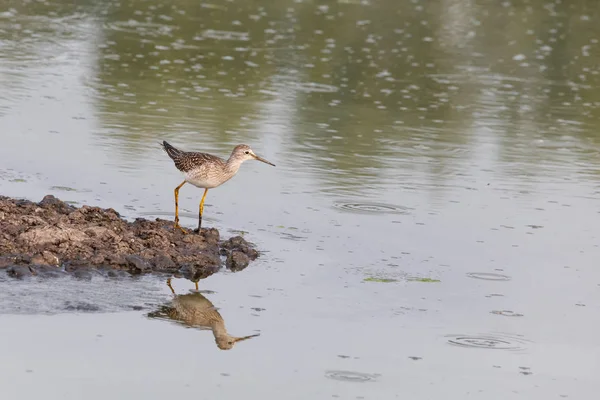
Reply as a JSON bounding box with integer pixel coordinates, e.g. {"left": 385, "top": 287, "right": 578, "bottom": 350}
{"left": 150, "top": 278, "right": 260, "bottom": 350}
{"left": 161, "top": 141, "right": 275, "bottom": 233}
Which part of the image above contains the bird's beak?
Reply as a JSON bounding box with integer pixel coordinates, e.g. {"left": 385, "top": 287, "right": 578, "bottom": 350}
{"left": 252, "top": 153, "right": 275, "bottom": 166}
{"left": 233, "top": 333, "right": 260, "bottom": 343}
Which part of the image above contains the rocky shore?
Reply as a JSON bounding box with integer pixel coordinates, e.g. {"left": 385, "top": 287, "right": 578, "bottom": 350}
{"left": 0, "top": 194, "right": 259, "bottom": 280}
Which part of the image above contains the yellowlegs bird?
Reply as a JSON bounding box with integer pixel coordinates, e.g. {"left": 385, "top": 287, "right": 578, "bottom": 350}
{"left": 158, "top": 278, "right": 260, "bottom": 350}
{"left": 161, "top": 141, "right": 275, "bottom": 233}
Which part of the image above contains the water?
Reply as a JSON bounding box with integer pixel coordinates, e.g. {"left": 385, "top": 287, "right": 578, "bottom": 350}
{"left": 1, "top": 0, "right": 599, "bottom": 398}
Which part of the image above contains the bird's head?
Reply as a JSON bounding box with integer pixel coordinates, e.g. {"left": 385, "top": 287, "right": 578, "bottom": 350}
{"left": 215, "top": 333, "right": 260, "bottom": 350}
{"left": 231, "top": 144, "right": 275, "bottom": 166}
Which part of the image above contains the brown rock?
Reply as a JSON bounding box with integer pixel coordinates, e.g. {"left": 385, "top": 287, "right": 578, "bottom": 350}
{"left": 221, "top": 236, "right": 259, "bottom": 260}
{"left": 0, "top": 194, "right": 261, "bottom": 280}
{"left": 226, "top": 251, "right": 250, "bottom": 272}
{"left": 18, "top": 226, "right": 88, "bottom": 247}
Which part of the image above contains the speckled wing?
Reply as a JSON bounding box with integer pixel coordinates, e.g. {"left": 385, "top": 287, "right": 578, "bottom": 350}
{"left": 162, "top": 141, "right": 224, "bottom": 173}
{"left": 172, "top": 293, "right": 224, "bottom": 327}
{"left": 174, "top": 152, "right": 223, "bottom": 173}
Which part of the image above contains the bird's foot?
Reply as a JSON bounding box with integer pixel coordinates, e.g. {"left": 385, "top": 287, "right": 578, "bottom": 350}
{"left": 192, "top": 227, "right": 202, "bottom": 234}
{"left": 174, "top": 223, "right": 188, "bottom": 234}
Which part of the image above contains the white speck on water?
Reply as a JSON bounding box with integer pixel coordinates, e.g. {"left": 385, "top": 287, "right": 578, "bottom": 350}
{"left": 582, "top": 45, "right": 590, "bottom": 57}
{"left": 513, "top": 54, "right": 526, "bottom": 61}
{"left": 0, "top": 9, "right": 16, "bottom": 17}
{"left": 423, "top": 37, "right": 433, "bottom": 42}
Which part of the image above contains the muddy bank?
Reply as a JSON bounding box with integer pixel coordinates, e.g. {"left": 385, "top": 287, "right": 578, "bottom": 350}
{"left": 0, "top": 194, "right": 259, "bottom": 280}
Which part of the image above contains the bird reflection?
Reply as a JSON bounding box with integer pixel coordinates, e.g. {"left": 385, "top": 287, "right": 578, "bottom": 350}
{"left": 147, "top": 278, "right": 260, "bottom": 350}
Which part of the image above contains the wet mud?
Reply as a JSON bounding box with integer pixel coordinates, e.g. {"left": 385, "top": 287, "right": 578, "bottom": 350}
{"left": 0, "top": 194, "right": 259, "bottom": 280}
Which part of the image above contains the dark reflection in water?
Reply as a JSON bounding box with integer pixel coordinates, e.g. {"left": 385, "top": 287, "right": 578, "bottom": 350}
{"left": 147, "top": 278, "right": 260, "bottom": 350}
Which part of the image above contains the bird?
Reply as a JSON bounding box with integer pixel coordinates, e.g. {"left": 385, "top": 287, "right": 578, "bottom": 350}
{"left": 161, "top": 140, "right": 275, "bottom": 233}
{"left": 147, "top": 278, "right": 260, "bottom": 350}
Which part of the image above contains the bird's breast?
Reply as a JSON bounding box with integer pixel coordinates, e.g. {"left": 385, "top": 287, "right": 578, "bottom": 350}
{"left": 185, "top": 169, "right": 233, "bottom": 189}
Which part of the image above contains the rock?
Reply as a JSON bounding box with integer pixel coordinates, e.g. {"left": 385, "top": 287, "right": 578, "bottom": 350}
{"left": 106, "top": 269, "right": 131, "bottom": 279}
{"left": 6, "top": 265, "right": 32, "bottom": 279}
{"left": 226, "top": 251, "right": 250, "bottom": 271}
{"left": 30, "top": 251, "right": 59, "bottom": 266}
{"left": 72, "top": 269, "right": 95, "bottom": 280}
{"left": 180, "top": 261, "right": 220, "bottom": 282}
{"left": 18, "top": 226, "right": 88, "bottom": 247}
{"left": 0, "top": 194, "right": 261, "bottom": 280}
{"left": 221, "top": 236, "right": 259, "bottom": 260}
{"left": 151, "top": 253, "right": 177, "bottom": 272}
{"left": 42, "top": 251, "right": 60, "bottom": 266}
{"left": 39, "top": 195, "right": 75, "bottom": 214}
{"left": 30, "top": 264, "right": 67, "bottom": 278}
{"left": 126, "top": 255, "right": 153, "bottom": 274}
{"left": 0, "top": 255, "right": 17, "bottom": 269}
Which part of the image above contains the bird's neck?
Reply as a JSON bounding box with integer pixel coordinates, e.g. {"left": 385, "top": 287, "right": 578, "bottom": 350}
{"left": 225, "top": 156, "right": 244, "bottom": 175}
{"left": 210, "top": 319, "right": 228, "bottom": 337}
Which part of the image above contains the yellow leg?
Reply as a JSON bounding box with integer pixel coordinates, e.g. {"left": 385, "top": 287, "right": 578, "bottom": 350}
{"left": 166, "top": 278, "right": 176, "bottom": 295}
{"left": 194, "top": 188, "right": 209, "bottom": 233}
{"left": 174, "top": 180, "right": 187, "bottom": 233}
{"left": 195, "top": 281, "right": 199, "bottom": 291}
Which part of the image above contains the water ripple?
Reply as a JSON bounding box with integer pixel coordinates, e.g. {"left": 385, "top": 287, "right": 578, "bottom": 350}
{"left": 332, "top": 201, "right": 412, "bottom": 215}
{"left": 466, "top": 272, "right": 512, "bottom": 281}
{"left": 445, "top": 333, "right": 529, "bottom": 351}
{"left": 324, "top": 370, "right": 379, "bottom": 383}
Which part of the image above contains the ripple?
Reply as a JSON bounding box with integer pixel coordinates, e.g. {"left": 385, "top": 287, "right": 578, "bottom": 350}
{"left": 49, "top": 186, "right": 91, "bottom": 193}
{"left": 202, "top": 29, "right": 249, "bottom": 41}
{"left": 278, "top": 232, "right": 307, "bottom": 242}
{"left": 466, "top": 272, "right": 512, "bottom": 281}
{"left": 333, "top": 201, "right": 411, "bottom": 215}
{"left": 490, "top": 310, "right": 524, "bottom": 317}
{"left": 324, "top": 370, "right": 379, "bottom": 383}
{"left": 104, "top": 20, "right": 172, "bottom": 35}
{"left": 445, "top": 333, "right": 529, "bottom": 351}
{"left": 293, "top": 82, "right": 339, "bottom": 93}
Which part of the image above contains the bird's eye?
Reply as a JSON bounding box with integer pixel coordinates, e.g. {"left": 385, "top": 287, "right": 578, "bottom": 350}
{"left": 244, "top": 151, "right": 250, "bottom": 155}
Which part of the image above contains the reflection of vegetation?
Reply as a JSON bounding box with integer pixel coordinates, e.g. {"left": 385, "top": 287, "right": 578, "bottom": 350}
{"left": 3, "top": 0, "right": 600, "bottom": 194}
{"left": 364, "top": 277, "right": 397, "bottom": 283}
{"left": 363, "top": 276, "right": 440, "bottom": 283}
{"left": 408, "top": 277, "right": 440, "bottom": 283}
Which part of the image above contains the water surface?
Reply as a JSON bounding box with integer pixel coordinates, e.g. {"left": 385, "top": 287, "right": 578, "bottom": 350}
{"left": 1, "top": 0, "right": 599, "bottom": 399}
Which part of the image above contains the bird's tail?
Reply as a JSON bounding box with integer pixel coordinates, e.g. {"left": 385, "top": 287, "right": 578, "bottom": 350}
{"left": 161, "top": 140, "right": 184, "bottom": 160}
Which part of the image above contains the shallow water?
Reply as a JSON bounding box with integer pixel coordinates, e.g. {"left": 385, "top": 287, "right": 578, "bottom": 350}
{"left": 1, "top": 0, "right": 600, "bottom": 398}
